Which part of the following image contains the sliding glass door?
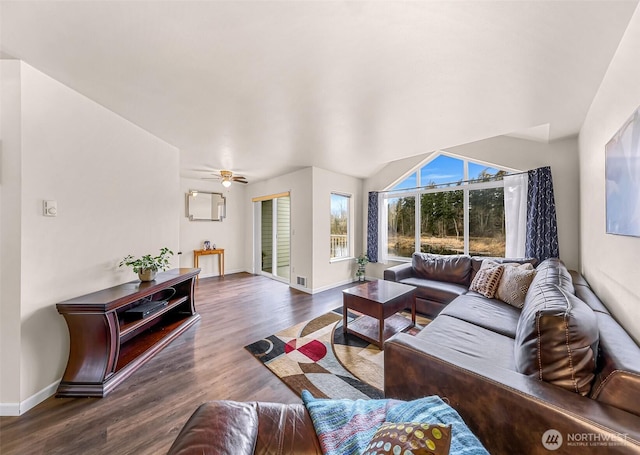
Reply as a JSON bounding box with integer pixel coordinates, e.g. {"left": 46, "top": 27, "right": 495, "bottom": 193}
{"left": 261, "top": 199, "right": 274, "bottom": 274}
{"left": 256, "top": 195, "right": 290, "bottom": 282}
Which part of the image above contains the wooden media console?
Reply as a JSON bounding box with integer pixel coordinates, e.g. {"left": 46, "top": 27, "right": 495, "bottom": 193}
{"left": 56, "top": 268, "right": 200, "bottom": 397}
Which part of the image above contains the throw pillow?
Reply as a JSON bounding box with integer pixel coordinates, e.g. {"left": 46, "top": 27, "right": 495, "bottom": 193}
{"left": 515, "top": 284, "right": 599, "bottom": 396}
{"left": 481, "top": 258, "right": 534, "bottom": 271}
{"left": 470, "top": 257, "right": 537, "bottom": 282}
{"left": 469, "top": 264, "right": 504, "bottom": 298}
{"left": 495, "top": 264, "right": 537, "bottom": 308}
{"left": 365, "top": 422, "right": 452, "bottom": 455}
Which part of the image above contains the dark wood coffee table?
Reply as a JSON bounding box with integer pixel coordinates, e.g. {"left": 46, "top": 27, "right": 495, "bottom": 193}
{"left": 342, "top": 280, "right": 416, "bottom": 349}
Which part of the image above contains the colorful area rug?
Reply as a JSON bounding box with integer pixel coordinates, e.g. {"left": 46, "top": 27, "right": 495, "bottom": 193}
{"left": 245, "top": 307, "right": 429, "bottom": 400}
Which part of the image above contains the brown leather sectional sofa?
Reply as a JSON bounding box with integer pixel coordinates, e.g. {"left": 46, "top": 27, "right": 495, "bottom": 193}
{"left": 383, "top": 253, "right": 537, "bottom": 318}
{"left": 384, "top": 254, "right": 640, "bottom": 454}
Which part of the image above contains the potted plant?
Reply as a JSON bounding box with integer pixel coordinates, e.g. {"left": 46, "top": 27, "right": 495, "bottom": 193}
{"left": 355, "top": 253, "right": 369, "bottom": 282}
{"left": 119, "top": 247, "right": 174, "bottom": 281}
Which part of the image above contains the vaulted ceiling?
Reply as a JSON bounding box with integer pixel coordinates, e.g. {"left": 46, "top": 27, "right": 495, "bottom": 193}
{"left": 2, "top": 1, "right": 638, "bottom": 182}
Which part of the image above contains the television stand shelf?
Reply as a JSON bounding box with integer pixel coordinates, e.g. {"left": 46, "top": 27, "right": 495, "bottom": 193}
{"left": 55, "top": 268, "right": 200, "bottom": 398}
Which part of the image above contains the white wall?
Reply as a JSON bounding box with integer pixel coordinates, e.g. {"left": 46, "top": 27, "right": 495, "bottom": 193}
{"left": 311, "top": 167, "right": 363, "bottom": 291}
{"left": 0, "top": 61, "right": 181, "bottom": 414}
{"left": 579, "top": 6, "right": 640, "bottom": 344}
{"left": 244, "top": 166, "right": 364, "bottom": 293}
{"left": 0, "top": 61, "right": 23, "bottom": 411}
{"left": 179, "top": 179, "right": 246, "bottom": 277}
{"left": 244, "top": 168, "right": 313, "bottom": 289}
{"left": 364, "top": 134, "right": 581, "bottom": 277}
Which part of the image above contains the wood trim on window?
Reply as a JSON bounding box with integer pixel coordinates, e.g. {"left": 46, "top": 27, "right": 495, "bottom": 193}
{"left": 251, "top": 191, "right": 290, "bottom": 203}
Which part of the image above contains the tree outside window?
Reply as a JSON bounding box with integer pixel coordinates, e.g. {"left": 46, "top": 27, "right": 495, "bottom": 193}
{"left": 388, "top": 196, "right": 415, "bottom": 257}
{"left": 330, "top": 193, "right": 351, "bottom": 259}
{"left": 385, "top": 154, "right": 508, "bottom": 259}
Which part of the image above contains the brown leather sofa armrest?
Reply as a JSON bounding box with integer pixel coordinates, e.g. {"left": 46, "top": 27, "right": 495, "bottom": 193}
{"left": 384, "top": 334, "right": 640, "bottom": 455}
{"left": 384, "top": 262, "right": 413, "bottom": 282}
{"left": 254, "top": 402, "right": 322, "bottom": 454}
{"left": 167, "top": 401, "right": 259, "bottom": 455}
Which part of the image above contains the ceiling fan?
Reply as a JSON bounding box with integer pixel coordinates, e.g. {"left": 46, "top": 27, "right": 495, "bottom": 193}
{"left": 203, "top": 170, "right": 248, "bottom": 187}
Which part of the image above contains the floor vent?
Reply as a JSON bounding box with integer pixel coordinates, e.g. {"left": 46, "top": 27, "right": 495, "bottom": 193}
{"left": 297, "top": 276, "right": 307, "bottom": 287}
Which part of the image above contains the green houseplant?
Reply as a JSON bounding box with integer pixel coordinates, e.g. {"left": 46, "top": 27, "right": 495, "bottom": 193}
{"left": 119, "top": 247, "right": 174, "bottom": 281}
{"left": 355, "top": 253, "right": 369, "bottom": 282}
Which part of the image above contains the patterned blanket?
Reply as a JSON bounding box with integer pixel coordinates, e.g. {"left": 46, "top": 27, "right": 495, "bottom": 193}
{"left": 302, "top": 390, "right": 489, "bottom": 455}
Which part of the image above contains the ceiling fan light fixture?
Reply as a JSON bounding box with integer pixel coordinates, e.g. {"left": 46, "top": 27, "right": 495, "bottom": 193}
{"left": 200, "top": 169, "right": 247, "bottom": 186}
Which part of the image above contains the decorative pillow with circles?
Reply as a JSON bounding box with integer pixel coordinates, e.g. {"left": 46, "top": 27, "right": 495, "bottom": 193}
{"left": 364, "top": 422, "right": 452, "bottom": 455}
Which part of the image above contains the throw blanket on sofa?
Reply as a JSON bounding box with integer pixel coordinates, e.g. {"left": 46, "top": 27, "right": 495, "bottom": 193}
{"left": 301, "top": 390, "right": 488, "bottom": 455}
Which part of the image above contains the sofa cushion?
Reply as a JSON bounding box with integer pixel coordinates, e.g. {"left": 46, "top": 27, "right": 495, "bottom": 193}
{"left": 439, "top": 294, "right": 521, "bottom": 338}
{"left": 569, "top": 271, "right": 611, "bottom": 315}
{"left": 590, "top": 312, "right": 640, "bottom": 417}
{"left": 417, "top": 314, "right": 516, "bottom": 370}
{"left": 399, "top": 277, "right": 468, "bottom": 304}
{"left": 495, "top": 264, "right": 536, "bottom": 308}
{"left": 412, "top": 253, "right": 472, "bottom": 286}
{"left": 515, "top": 283, "right": 598, "bottom": 395}
{"left": 527, "top": 258, "right": 574, "bottom": 296}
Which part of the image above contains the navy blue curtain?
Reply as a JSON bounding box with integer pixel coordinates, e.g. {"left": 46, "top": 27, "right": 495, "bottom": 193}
{"left": 367, "top": 192, "right": 379, "bottom": 262}
{"left": 525, "top": 166, "right": 559, "bottom": 261}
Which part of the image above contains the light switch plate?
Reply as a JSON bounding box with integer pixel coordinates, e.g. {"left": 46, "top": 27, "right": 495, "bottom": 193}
{"left": 43, "top": 200, "right": 57, "bottom": 217}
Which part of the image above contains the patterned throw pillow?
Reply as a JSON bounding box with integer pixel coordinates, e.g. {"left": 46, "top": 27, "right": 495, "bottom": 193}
{"left": 364, "top": 422, "right": 452, "bottom": 455}
{"left": 496, "top": 264, "right": 536, "bottom": 308}
{"left": 469, "top": 264, "right": 504, "bottom": 298}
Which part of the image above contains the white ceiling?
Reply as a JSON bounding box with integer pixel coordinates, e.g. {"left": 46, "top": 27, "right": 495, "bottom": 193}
{"left": 2, "top": 1, "right": 638, "bottom": 182}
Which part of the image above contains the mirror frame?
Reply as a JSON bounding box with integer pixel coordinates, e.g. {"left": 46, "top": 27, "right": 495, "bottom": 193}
{"left": 185, "top": 190, "right": 226, "bottom": 221}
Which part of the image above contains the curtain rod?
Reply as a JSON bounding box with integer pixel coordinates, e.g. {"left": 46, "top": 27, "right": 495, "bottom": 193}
{"left": 377, "top": 169, "right": 529, "bottom": 194}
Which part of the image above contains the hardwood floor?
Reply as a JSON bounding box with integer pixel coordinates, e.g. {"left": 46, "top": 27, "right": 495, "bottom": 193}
{"left": 0, "top": 273, "right": 350, "bottom": 455}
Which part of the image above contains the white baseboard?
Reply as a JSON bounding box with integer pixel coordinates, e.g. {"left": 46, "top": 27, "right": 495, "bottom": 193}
{"left": 288, "top": 282, "right": 313, "bottom": 294}
{"left": 197, "top": 267, "right": 245, "bottom": 279}
{"left": 21, "top": 380, "right": 59, "bottom": 415}
{"left": 200, "top": 272, "right": 378, "bottom": 294}
{"left": 310, "top": 278, "right": 358, "bottom": 294}
{"left": 289, "top": 277, "right": 368, "bottom": 295}
{"left": 0, "top": 379, "right": 59, "bottom": 416}
{"left": 0, "top": 402, "right": 20, "bottom": 416}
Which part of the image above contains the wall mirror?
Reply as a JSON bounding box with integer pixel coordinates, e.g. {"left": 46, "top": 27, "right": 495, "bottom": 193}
{"left": 186, "top": 190, "right": 226, "bottom": 221}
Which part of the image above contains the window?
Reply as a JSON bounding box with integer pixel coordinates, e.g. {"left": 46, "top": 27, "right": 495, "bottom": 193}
{"left": 330, "top": 193, "right": 351, "bottom": 260}
{"left": 469, "top": 187, "right": 505, "bottom": 257}
{"left": 420, "top": 189, "right": 464, "bottom": 255}
{"left": 388, "top": 195, "right": 415, "bottom": 257}
{"left": 383, "top": 153, "right": 509, "bottom": 260}
{"left": 420, "top": 154, "right": 463, "bottom": 187}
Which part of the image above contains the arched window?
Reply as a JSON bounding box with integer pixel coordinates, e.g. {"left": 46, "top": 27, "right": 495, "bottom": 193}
{"left": 382, "top": 153, "right": 513, "bottom": 260}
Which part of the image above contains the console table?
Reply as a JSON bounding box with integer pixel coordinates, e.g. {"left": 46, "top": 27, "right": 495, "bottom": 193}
{"left": 193, "top": 248, "right": 224, "bottom": 278}
{"left": 56, "top": 268, "right": 200, "bottom": 397}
